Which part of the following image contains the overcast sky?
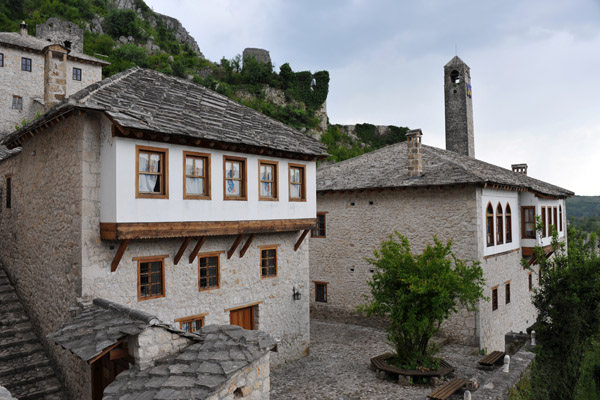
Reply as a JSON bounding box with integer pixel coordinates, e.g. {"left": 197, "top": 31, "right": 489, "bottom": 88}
{"left": 146, "top": 0, "right": 600, "bottom": 195}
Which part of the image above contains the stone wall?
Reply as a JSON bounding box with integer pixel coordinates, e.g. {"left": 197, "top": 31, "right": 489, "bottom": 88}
{"left": 310, "top": 186, "right": 480, "bottom": 343}
{"left": 207, "top": 353, "right": 271, "bottom": 400}
{"left": 131, "top": 326, "right": 193, "bottom": 371}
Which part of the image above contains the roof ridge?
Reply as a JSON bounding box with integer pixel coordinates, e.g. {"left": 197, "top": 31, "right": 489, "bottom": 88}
{"left": 421, "top": 144, "right": 486, "bottom": 180}
{"left": 93, "top": 298, "right": 159, "bottom": 325}
{"left": 71, "top": 67, "right": 141, "bottom": 105}
{"left": 318, "top": 140, "right": 407, "bottom": 172}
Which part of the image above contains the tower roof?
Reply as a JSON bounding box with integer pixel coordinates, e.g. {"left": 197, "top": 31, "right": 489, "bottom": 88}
{"left": 444, "top": 55, "right": 469, "bottom": 68}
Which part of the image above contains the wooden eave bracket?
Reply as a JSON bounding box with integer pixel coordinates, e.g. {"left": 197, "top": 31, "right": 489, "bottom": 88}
{"left": 239, "top": 233, "right": 255, "bottom": 258}
{"left": 294, "top": 230, "right": 310, "bottom": 251}
{"left": 188, "top": 237, "right": 206, "bottom": 263}
{"left": 174, "top": 237, "right": 192, "bottom": 265}
{"left": 227, "top": 235, "right": 244, "bottom": 259}
{"left": 111, "top": 239, "right": 130, "bottom": 272}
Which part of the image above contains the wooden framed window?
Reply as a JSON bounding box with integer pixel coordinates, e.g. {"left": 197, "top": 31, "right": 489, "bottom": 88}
{"left": 505, "top": 281, "right": 511, "bottom": 304}
{"left": 258, "top": 160, "right": 278, "bottom": 200}
{"left": 559, "top": 205, "right": 563, "bottom": 231}
{"left": 11, "top": 95, "right": 22, "bottom": 110}
{"left": 312, "top": 212, "right": 326, "bottom": 238}
{"left": 175, "top": 314, "right": 207, "bottom": 333}
{"left": 288, "top": 163, "right": 306, "bottom": 201}
{"left": 505, "top": 203, "right": 512, "bottom": 243}
{"left": 315, "top": 282, "right": 327, "bottom": 303}
{"left": 486, "top": 203, "right": 494, "bottom": 247}
{"left": 21, "top": 57, "right": 31, "bottom": 72}
{"left": 491, "top": 286, "right": 498, "bottom": 311}
{"left": 136, "top": 255, "right": 167, "bottom": 301}
{"left": 547, "top": 207, "right": 552, "bottom": 236}
{"left": 184, "top": 151, "right": 210, "bottom": 199}
{"left": 223, "top": 156, "right": 247, "bottom": 200}
{"left": 496, "top": 203, "right": 504, "bottom": 245}
{"left": 5, "top": 176, "right": 11, "bottom": 209}
{"left": 72, "top": 67, "right": 82, "bottom": 81}
{"left": 528, "top": 272, "right": 533, "bottom": 292}
{"left": 198, "top": 252, "right": 221, "bottom": 291}
{"left": 0, "top": 53, "right": 4, "bottom": 67}
{"left": 541, "top": 206, "right": 546, "bottom": 238}
{"left": 553, "top": 207, "right": 557, "bottom": 234}
{"left": 522, "top": 206, "right": 536, "bottom": 239}
{"left": 136, "top": 145, "right": 168, "bottom": 198}
{"left": 260, "top": 246, "right": 278, "bottom": 278}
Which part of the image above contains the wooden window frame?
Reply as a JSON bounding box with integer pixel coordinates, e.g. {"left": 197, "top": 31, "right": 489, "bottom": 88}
{"left": 505, "top": 203, "right": 512, "bottom": 243}
{"left": 541, "top": 206, "right": 546, "bottom": 238}
{"left": 11, "top": 95, "right": 22, "bottom": 110}
{"left": 553, "top": 207, "right": 557, "bottom": 235}
{"left": 528, "top": 272, "right": 533, "bottom": 292}
{"left": 547, "top": 207, "right": 552, "bottom": 237}
{"left": 21, "top": 57, "right": 31, "bottom": 72}
{"left": 288, "top": 163, "right": 306, "bottom": 202}
{"left": 135, "top": 255, "right": 167, "bottom": 301}
{"left": 486, "top": 202, "right": 494, "bottom": 247}
{"left": 312, "top": 212, "right": 327, "bottom": 238}
{"left": 258, "top": 160, "right": 278, "bottom": 201}
{"left": 223, "top": 155, "right": 247, "bottom": 201}
{"left": 559, "top": 205, "right": 563, "bottom": 232}
{"left": 314, "top": 281, "right": 328, "bottom": 303}
{"left": 505, "top": 281, "right": 511, "bottom": 304}
{"left": 521, "top": 206, "right": 536, "bottom": 239}
{"left": 198, "top": 251, "right": 223, "bottom": 292}
{"left": 136, "top": 145, "right": 169, "bottom": 199}
{"left": 491, "top": 286, "right": 498, "bottom": 311}
{"left": 259, "top": 245, "right": 279, "bottom": 279}
{"left": 496, "top": 203, "right": 504, "bottom": 245}
{"left": 72, "top": 67, "right": 82, "bottom": 81}
{"left": 183, "top": 151, "right": 211, "bottom": 200}
{"left": 5, "top": 175, "right": 11, "bottom": 209}
{"left": 175, "top": 313, "right": 208, "bottom": 333}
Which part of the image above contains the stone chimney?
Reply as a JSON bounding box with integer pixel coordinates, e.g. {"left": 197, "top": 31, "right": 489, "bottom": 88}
{"left": 406, "top": 129, "right": 423, "bottom": 177}
{"left": 43, "top": 45, "right": 68, "bottom": 110}
{"left": 20, "top": 21, "right": 28, "bottom": 36}
{"left": 511, "top": 163, "right": 528, "bottom": 175}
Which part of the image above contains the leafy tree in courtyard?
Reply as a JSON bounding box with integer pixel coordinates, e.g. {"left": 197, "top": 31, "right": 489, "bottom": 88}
{"left": 360, "top": 232, "right": 485, "bottom": 368}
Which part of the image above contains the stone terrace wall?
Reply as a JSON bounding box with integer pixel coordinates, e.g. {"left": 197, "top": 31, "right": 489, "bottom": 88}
{"left": 310, "top": 186, "right": 480, "bottom": 344}
{"left": 207, "top": 353, "right": 270, "bottom": 400}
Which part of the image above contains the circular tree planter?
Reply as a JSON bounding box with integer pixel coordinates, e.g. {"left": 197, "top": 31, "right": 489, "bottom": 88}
{"left": 371, "top": 353, "right": 455, "bottom": 383}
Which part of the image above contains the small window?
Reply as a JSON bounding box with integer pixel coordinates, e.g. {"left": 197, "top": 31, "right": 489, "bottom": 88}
{"left": 505, "top": 204, "right": 512, "bottom": 243}
{"left": 176, "top": 314, "right": 205, "bottom": 333}
{"left": 312, "top": 212, "right": 326, "bottom": 238}
{"left": 486, "top": 203, "right": 494, "bottom": 247}
{"left": 450, "top": 69, "right": 460, "bottom": 84}
{"left": 258, "top": 160, "right": 278, "bottom": 200}
{"left": 224, "top": 156, "right": 247, "bottom": 200}
{"left": 0, "top": 53, "right": 4, "bottom": 67}
{"left": 137, "top": 256, "right": 166, "bottom": 300}
{"left": 315, "top": 282, "right": 327, "bottom": 303}
{"left": 5, "top": 176, "right": 11, "bottom": 209}
{"left": 505, "top": 282, "right": 511, "bottom": 304}
{"left": 136, "top": 145, "right": 168, "bottom": 198}
{"left": 289, "top": 163, "right": 306, "bottom": 201}
{"left": 522, "top": 206, "right": 536, "bottom": 239}
{"left": 528, "top": 272, "right": 533, "bottom": 292}
{"left": 541, "top": 206, "right": 546, "bottom": 238}
{"left": 496, "top": 203, "right": 504, "bottom": 245}
{"left": 559, "top": 205, "right": 563, "bottom": 231}
{"left": 72, "top": 67, "right": 82, "bottom": 81}
{"left": 11, "top": 96, "right": 23, "bottom": 110}
{"left": 198, "top": 253, "right": 220, "bottom": 291}
{"left": 184, "top": 151, "right": 210, "bottom": 199}
{"left": 260, "top": 247, "right": 277, "bottom": 278}
{"left": 492, "top": 287, "right": 498, "bottom": 311}
{"left": 21, "top": 57, "right": 31, "bottom": 72}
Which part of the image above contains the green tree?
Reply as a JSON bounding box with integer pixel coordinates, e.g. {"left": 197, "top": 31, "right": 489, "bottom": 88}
{"left": 360, "top": 232, "right": 485, "bottom": 368}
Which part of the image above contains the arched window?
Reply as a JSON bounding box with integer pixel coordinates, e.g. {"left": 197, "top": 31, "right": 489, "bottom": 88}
{"left": 486, "top": 203, "right": 494, "bottom": 247}
{"left": 496, "top": 203, "right": 504, "bottom": 245}
{"left": 450, "top": 70, "right": 460, "bottom": 84}
{"left": 559, "top": 205, "right": 563, "bottom": 231}
{"left": 505, "top": 203, "right": 512, "bottom": 243}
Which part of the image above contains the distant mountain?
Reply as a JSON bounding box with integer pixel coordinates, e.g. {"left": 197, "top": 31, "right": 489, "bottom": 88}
{"left": 567, "top": 196, "right": 600, "bottom": 233}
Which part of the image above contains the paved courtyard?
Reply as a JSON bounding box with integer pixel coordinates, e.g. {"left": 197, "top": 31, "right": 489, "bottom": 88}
{"left": 271, "top": 319, "right": 492, "bottom": 400}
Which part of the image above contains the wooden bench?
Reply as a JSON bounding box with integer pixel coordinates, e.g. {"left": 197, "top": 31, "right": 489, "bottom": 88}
{"left": 478, "top": 350, "right": 505, "bottom": 366}
{"left": 428, "top": 378, "right": 468, "bottom": 400}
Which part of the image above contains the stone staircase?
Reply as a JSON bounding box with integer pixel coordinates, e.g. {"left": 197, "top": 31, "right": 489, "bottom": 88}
{"left": 0, "top": 269, "right": 65, "bottom": 399}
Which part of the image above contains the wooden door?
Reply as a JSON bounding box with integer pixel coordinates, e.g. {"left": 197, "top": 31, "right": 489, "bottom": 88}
{"left": 229, "top": 306, "right": 255, "bottom": 330}
{"left": 91, "top": 342, "right": 130, "bottom": 400}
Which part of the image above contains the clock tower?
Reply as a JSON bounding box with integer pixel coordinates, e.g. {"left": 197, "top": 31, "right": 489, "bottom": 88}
{"left": 444, "top": 56, "right": 475, "bottom": 158}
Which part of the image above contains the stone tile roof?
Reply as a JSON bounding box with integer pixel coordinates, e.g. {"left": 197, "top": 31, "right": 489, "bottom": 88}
{"left": 0, "top": 32, "right": 108, "bottom": 65}
{"left": 0, "top": 145, "right": 20, "bottom": 162}
{"left": 317, "top": 141, "right": 573, "bottom": 198}
{"left": 47, "top": 298, "right": 159, "bottom": 363}
{"left": 1, "top": 68, "right": 328, "bottom": 159}
{"left": 103, "top": 325, "right": 277, "bottom": 399}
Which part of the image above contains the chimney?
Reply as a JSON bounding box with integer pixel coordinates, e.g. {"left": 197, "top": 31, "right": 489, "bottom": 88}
{"left": 43, "top": 45, "right": 68, "bottom": 110}
{"left": 511, "top": 163, "right": 528, "bottom": 175}
{"left": 406, "top": 129, "right": 423, "bottom": 177}
{"left": 20, "top": 21, "right": 28, "bottom": 36}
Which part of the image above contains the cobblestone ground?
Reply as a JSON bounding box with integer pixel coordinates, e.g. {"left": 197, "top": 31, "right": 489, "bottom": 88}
{"left": 271, "top": 319, "right": 494, "bottom": 400}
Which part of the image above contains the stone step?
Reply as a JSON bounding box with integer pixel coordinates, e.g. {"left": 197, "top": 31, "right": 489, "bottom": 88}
{"left": 0, "top": 284, "right": 14, "bottom": 295}
{"left": 0, "top": 309, "right": 30, "bottom": 328}
{"left": 0, "top": 331, "right": 38, "bottom": 350}
{"left": 1, "top": 365, "right": 56, "bottom": 391}
{"left": 0, "top": 350, "right": 50, "bottom": 377}
{"left": 9, "top": 376, "right": 63, "bottom": 400}
{"left": 0, "top": 342, "right": 44, "bottom": 362}
{"left": 0, "top": 291, "right": 19, "bottom": 306}
{"left": 0, "top": 301, "right": 24, "bottom": 313}
{"left": 0, "top": 321, "right": 31, "bottom": 339}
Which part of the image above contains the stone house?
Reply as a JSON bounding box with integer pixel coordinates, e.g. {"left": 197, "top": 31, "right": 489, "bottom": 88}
{"left": 0, "top": 18, "right": 108, "bottom": 134}
{"left": 0, "top": 67, "right": 326, "bottom": 399}
{"left": 309, "top": 56, "right": 573, "bottom": 352}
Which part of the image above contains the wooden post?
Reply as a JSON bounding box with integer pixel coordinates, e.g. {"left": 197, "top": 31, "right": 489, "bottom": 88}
{"left": 111, "top": 240, "right": 129, "bottom": 272}
{"left": 227, "top": 235, "right": 244, "bottom": 259}
{"left": 239, "top": 234, "right": 255, "bottom": 258}
{"left": 174, "top": 237, "right": 191, "bottom": 265}
{"left": 294, "top": 230, "right": 310, "bottom": 251}
{"left": 188, "top": 237, "right": 206, "bottom": 264}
